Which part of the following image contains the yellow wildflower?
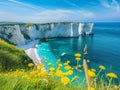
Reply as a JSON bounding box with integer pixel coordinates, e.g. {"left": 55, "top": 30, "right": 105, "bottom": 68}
{"left": 55, "top": 70, "right": 64, "bottom": 77}
{"left": 39, "top": 70, "right": 48, "bottom": 77}
{"left": 37, "top": 63, "right": 44, "bottom": 70}
{"left": 91, "top": 87, "right": 95, "bottom": 90}
{"left": 61, "top": 77, "right": 70, "bottom": 85}
{"left": 64, "top": 62, "right": 68, "bottom": 66}
{"left": 30, "top": 71, "right": 36, "bottom": 76}
{"left": 106, "top": 72, "right": 118, "bottom": 78}
{"left": 99, "top": 65, "right": 105, "bottom": 70}
{"left": 58, "top": 64, "right": 62, "bottom": 67}
{"left": 37, "top": 72, "right": 41, "bottom": 77}
{"left": 49, "top": 67, "right": 55, "bottom": 71}
{"left": 88, "top": 70, "right": 96, "bottom": 77}
{"left": 67, "top": 70, "right": 73, "bottom": 75}
{"left": 75, "top": 57, "right": 81, "bottom": 61}
{"left": 65, "top": 65, "right": 71, "bottom": 70}
{"left": 28, "top": 63, "right": 34, "bottom": 67}
{"left": 74, "top": 53, "right": 81, "bottom": 57}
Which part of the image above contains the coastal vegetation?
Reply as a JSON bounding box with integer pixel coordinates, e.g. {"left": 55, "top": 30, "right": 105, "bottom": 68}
{"left": 24, "top": 23, "right": 40, "bottom": 30}
{"left": 0, "top": 39, "right": 33, "bottom": 72}
{"left": 0, "top": 24, "right": 16, "bottom": 26}
{"left": 24, "top": 23, "right": 33, "bottom": 28}
{"left": 0, "top": 40, "right": 119, "bottom": 90}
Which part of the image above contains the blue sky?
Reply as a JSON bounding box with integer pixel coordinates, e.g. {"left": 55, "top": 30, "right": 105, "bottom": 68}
{"left": 0, "top": 0, "right": 120, "bottom": 22}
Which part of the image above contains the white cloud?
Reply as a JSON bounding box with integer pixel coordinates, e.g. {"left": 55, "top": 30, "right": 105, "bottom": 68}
{"left": 62, "top": 0, "right": 81, "bottom": 8}
{"left": 111, "top": 0, "right": 120, "bottom": 11}
{"left": 27, "top": 9, "right": 94, "bottom": 22}
{"left": 0, "top": 9, "right": 94, "bottom": 22}
{"left": 100, "top": 0, "right": 120, "bottom": 12}
{"left": 101, "top": 1, "right": 110, "bottom": 8}
{"left": 8, "top": 0, "right": 45, "bottom": 10}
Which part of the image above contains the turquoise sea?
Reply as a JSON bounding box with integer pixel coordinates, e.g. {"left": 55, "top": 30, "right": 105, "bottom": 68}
{"left": 37, "top": 22, "right": 120, "bottom": 78}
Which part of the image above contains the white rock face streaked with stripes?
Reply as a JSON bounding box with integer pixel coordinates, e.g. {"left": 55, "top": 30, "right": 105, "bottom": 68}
{"left": 0, "top": 25, "right": 25, "bottom": 45}
{"left": 0, "top": 22, "right": 94, "bottom": 45}
{"left": 39, "top": 22, "right": 94, "bottom": 38}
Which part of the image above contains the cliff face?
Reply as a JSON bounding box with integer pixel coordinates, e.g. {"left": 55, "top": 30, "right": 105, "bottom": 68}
{"left": 0, "top": 25, "right": 25, "bottom": 45}
{"left": 0, "top": 22, "right": 94, "bottom": 45}
{"left": 44, "top": 23, "right": 93, "bottom": 38}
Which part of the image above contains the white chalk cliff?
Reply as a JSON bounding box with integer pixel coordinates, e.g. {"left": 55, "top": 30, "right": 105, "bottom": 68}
{"left": 0, "top": 25, "right": 25, "bottom": 45}
{"left": 0, "top": 22, "right": 94, "bottom": 45}
{"left": 44, "top": 23, "right": 93, "bottom": 38}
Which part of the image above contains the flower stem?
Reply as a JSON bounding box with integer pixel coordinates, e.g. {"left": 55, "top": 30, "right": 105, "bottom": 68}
{"left": 83, "top": 60, "right": 91, "bottom": 90}
{"left": 107, "top": 78, "right": 112, "bottom": 90}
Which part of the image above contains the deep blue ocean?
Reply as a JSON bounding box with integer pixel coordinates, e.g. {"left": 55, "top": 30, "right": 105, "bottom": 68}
{"left": 37, "top": 22, "right": 120, "bottom": 78}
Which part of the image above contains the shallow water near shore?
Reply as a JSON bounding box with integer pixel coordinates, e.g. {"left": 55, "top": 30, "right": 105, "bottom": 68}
{"left": 37, "top": 22, "right": 120, "bottom": 79}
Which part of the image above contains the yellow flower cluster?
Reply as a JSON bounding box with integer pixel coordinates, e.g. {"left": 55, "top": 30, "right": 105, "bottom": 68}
{"left": 64, "top": 60, "right": 70, "bottom": 66}
{"left": 55, "top": 70, "right": 64, "bottom": 77}
{"left": 0, "top": 57, "right": 120, "bottom": 90}
{"left": 38, "top": 70, "right": 48, "bottom": 77}
{"left": 53, "top": 60, "right": 75, "bottom": 85}
{"left": 65, "top": 65, "right": 71, "bottom": 70}
{"left": 74, "top": 53, "right": 81, "bottom": 57}
{"left": 28, "top": 63, "right": 34, "bottom": 67}
{"left": 58, "top": 64, "right": 62, "bottom": 67}
{"left": 61, "top": 77, "right": 70, "bottom": 85}
{"left": 106, "top": 72, "right": 118, "bottom": 78}
{"left": 37, "top": 63, "right": 44, "bottom": 70}
{"left": 1, "top": 50, "right": 119, "bottom": 89}
{"left": 75, "top": 57, "right": 81, "bottom": 61}
{"left": 91, "top": 87, "right": 95, "bottom": 90}
{"left": 74, "top": 53, "right": 82, "bottom": 61}
{"left": 55, "top": 69, "right": 73, "bottom": 77}
{"left": 99, "top": 65, "right": 105, "bottom": 70}
{"left": 66, "top": 70, "right": 73, "bottom": 75}
{"left": 30, "top": 69, "right": 48, "bottom": 77}
{"left": 49, "top": 67, "right": 55, "bottom": 71}
{"left": 88, "top": 70, "right": 96, "bottom": 77}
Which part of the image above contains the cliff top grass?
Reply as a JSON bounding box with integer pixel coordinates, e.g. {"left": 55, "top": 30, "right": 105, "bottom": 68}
{"left": 0, "top": 22, "right": 81, "bottom": 26}
{"left": 0, "top": 39, "right": 33, "bottom": 72}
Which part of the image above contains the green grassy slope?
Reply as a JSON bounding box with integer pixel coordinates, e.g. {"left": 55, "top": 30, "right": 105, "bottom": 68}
{"left": 0, "top": 39, "right": 33, "bottom": 72}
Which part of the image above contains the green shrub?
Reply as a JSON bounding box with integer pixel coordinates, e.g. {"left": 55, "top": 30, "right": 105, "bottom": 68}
{"left": 25, "top": 24, "right": 33, "bottom": 28}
